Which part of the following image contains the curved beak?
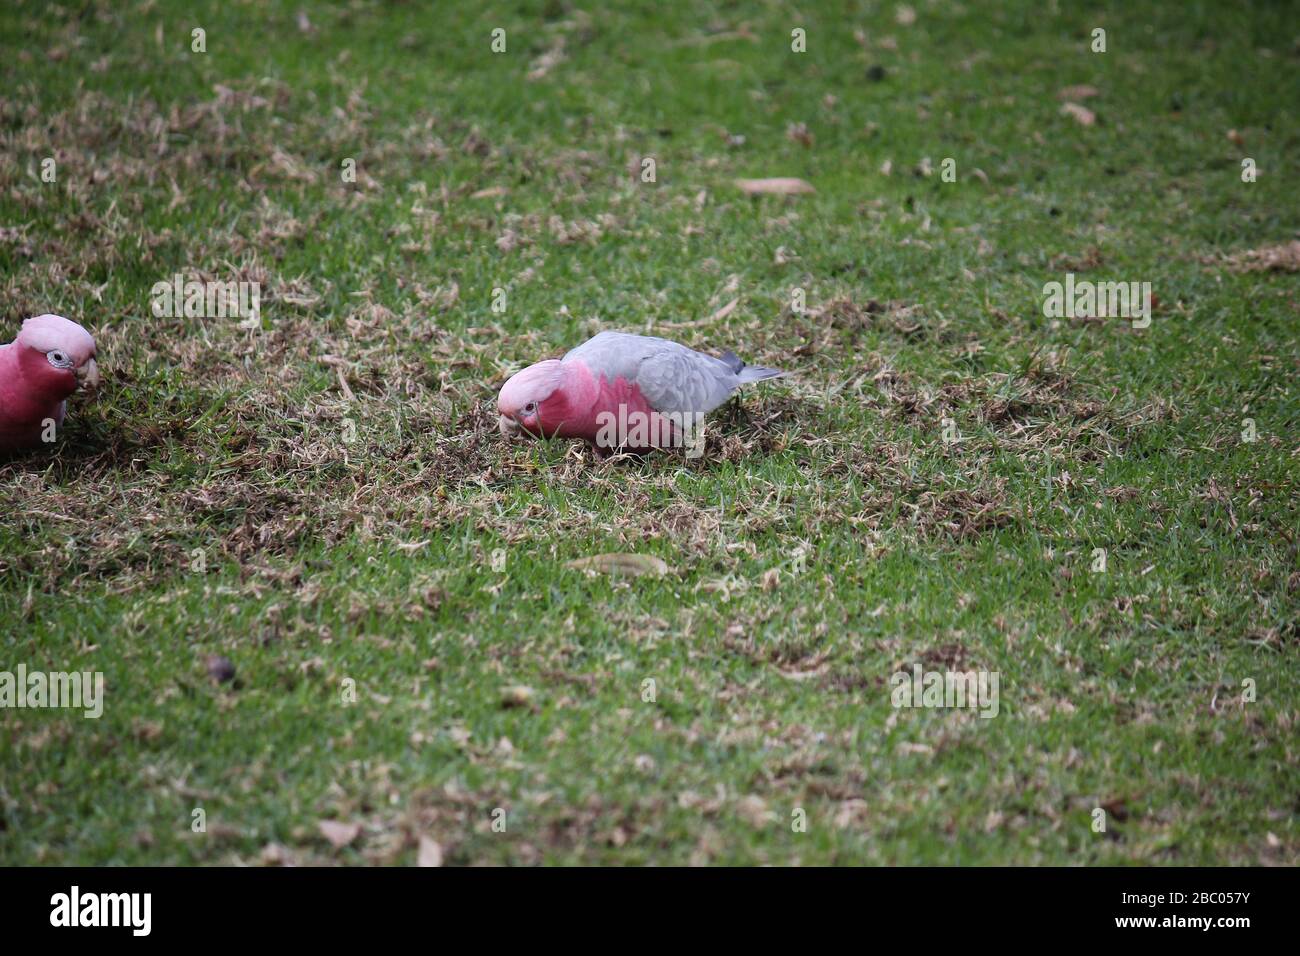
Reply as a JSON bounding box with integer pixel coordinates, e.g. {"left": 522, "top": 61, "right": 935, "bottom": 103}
{"left": 499, "top": 414, "right": 521, "bottom": 438}
{"left": 75, "top": 357, "right": 100, "bottom": 390}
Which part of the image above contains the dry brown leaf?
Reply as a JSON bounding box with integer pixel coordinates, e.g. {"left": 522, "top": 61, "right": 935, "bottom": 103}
{"left": 417, "top": 836, "right": 444, "bottom": 867}
{"left": 1058, "top": 85, "right": 1099, "bottom": 100}
{"left": 1100, "top": 797, "right": 1130, "bottom": 821}
{"left": 260, "top": 842, "right": 294, "bottom": 865}
{"left": 1219, "top": 240, "right": 1300, "bottom": 273}
{"left": 527, "top": 37, "right": 566, "bottom": 82}
{"left": 708, "top": 297, "right": 739, "bottom": 322}
{"left": 318, "top": 820, "right": 360, "bottom": 849}
{"left": 205, "top": 654, "right": 235, "bottom": 683}
{"left": 564, "top": 553, "right": 671, "bottom": 576}
{"left": 737, "top": 795, "right": 774, "bottom": 827}
{"left": 835, "top": 799, "right": 869, "bottom": 829}
{"left": 500, "top": 685, "right": 536, "bottom": 707}
{"left": 896, "top": 741, "right": 934, "bottom": 756}
{"left": 734, "top": 177, "right": 815, "bottom": 196}
{"left": 786, "top": 122, "right": 814, "bottom": 147}
{"left": 778, "top": 664, "right": 829, "bottom": 681}
{"left": 1060, "top": 102, "right": 1096, "bottom": 126}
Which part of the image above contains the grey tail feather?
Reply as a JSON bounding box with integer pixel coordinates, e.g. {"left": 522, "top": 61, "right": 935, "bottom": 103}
{"left": 720, "top": 349, "right": 786, "bottom": 383}
{"left": 736, "top": 364, "right": 786, "bottom": 384}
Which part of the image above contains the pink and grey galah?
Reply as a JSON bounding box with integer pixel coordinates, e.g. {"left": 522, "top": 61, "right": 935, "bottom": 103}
{"left": 497, "top": 330, "right": 785, "bottom": 452}
{"left": 0, "top": 313, "right": 100, "bottom": 452}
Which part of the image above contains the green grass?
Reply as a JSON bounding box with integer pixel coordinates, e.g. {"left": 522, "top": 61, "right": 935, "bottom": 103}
{"left": 1, "top": 0, "right": 1297, "bottom": 865}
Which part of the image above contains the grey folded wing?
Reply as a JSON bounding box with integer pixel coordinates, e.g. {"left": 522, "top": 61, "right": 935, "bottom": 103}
{"left": 564, "top": 331, "right": 739, "bottom": 414}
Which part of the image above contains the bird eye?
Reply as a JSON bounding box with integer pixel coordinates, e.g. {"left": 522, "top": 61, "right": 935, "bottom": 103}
{"left": 47, "top": 350, "right": 70, "bottom": 368}
{"left": 524, "top": 402, "right": 538, "bottom": 415}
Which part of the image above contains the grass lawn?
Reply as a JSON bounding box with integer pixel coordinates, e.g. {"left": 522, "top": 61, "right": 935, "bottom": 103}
{"left": 1, "top": 0, "right": 1297, "bottom": 865}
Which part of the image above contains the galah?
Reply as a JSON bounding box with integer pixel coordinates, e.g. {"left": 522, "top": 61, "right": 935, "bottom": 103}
{"left": 497, "top": 330, "right": 785, "bottom": 452}
{"left": 0, "top": 314, "right": 100, "bottom": 452}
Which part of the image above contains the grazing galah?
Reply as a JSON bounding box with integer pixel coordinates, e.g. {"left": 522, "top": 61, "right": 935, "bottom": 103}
{"left": 0, "top": 314, "right": 100, "bottom": 452}
{"left": 497, "top": 330, "right": 785, "bottom": 452}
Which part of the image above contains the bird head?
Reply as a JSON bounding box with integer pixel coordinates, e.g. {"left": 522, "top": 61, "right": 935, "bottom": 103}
{"left": 14, "top": 314, "right": 100, "bottom": 401}
{"left": 497, "top": 359, "right": 564, "bottom": 438}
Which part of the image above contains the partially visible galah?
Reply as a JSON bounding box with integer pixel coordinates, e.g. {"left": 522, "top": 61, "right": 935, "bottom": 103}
{"left": 0, "top": 314, "right": 100, "bottom": 452}
{"left": 497, "top": 330, "right": 785, "bottom": 452}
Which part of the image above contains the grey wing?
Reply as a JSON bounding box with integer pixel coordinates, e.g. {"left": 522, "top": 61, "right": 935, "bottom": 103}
{"left": 634, "top": 343, "right": 737, "bottom": 413}
{"left": 565, "top": 331, "right": 737, "bottom": 414}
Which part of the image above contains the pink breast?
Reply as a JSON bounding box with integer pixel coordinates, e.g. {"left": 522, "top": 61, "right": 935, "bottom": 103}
{"left": 588, "top": 376, "right": 685, "bottom": 451}
{"left": 0, "top": 349, "right": 65, "bottom": 449}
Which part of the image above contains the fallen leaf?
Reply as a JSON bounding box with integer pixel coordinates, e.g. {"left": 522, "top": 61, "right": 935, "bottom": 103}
{"left": 260, "top": 842, "right": 293, "bottom": 866}
{"left": 835, "top": 799, "right": 869, "bottom": 828}
{"left": 500, "top": 685, "right": 536, "bottom": 708}
{"left": 786, "top": 122, "right": 814, "bottom": 147}
{"left": 708, "top": 297, "right": 739, "bottom": 322}
{"left": 280, "top": 291, "right": 322, "bottom": 307}
{"left": 1100, "top": 797, "right": 1130, "bottom": 821}
{"left": 471, "top": 186, "right": 509, "bottom": 199}
{"left": 336, "top": 366, "right": 355, "bottom": 401}
{"left": 778, "top": 664, "right": 829, "bottom": 681}
{"left": 564, "top": 553, "right": 671, "bottom": 576}
{"left": 1050, "top": 246, "right": 1104, "bottom": 272}
{"left": 734, "top": 177, "right": 815, "bottom": 196}
{"left": 1218, "top": 240, "right": 1300, "bottom": 273}
{"left": 205, "top": 655, "right": 235, "bottom": 684}
{"left": 1057, "top": 84, "right": 1099, "bottom": 100}
{"left": 417, "top": 836, "right": 444, "bottom": 867}
{"left": 1061, "top": 102, "right": 1096, "bottom": 126}
{"left": 527, "top": 37, "right": 566, "bottom": 82}
{"left": 736, "top": 795, "right": 774, "bottom": 827}
{"left": 896, "top": 741, "right": 934, "bottom": 756}
{"left": 318, "top": 820, "right": 360, "bottom": 849}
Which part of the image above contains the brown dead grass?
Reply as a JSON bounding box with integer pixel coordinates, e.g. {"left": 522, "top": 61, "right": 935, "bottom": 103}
{"left": 1215, "top": 240, "right": 1300, "bottom": 273}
